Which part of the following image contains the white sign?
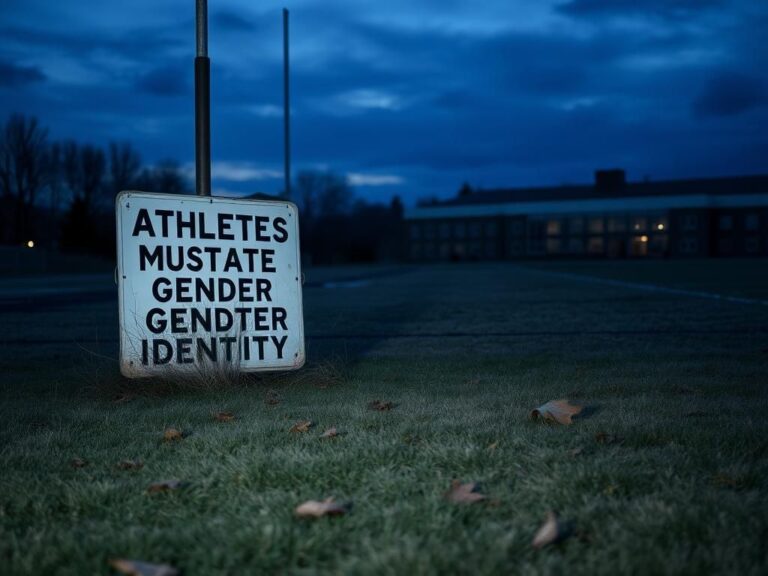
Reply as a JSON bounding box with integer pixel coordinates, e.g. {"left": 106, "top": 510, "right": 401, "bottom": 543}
{"left": 116, "top": 191, "right": 305, "bottom": 378}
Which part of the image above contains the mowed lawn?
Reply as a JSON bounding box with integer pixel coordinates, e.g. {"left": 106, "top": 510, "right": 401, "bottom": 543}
{"left": 1, "top": 260, "right": 767, "bottom": 575}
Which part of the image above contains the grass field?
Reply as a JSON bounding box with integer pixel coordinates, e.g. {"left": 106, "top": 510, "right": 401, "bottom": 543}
{"left": 1, "top": 260, "right": 767, "bottom": 575}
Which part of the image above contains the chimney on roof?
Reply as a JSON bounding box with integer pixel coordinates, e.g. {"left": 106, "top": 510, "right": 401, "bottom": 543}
{"left": 594, "top": 169, "right": 626, "bottom": 193}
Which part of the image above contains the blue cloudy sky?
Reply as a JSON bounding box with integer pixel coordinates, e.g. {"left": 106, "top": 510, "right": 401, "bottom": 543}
{"left": 1, "top": 0, "right": 766, "bottom": 204}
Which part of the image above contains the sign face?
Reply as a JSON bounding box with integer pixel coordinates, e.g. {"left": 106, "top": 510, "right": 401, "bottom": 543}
{"left": 116, "top": 191, "right": 305, "bottom": 378}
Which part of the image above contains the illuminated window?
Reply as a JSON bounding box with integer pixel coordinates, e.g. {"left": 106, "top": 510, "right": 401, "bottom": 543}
{"left": 588, "top": 217, "right": 604, "bottom": 234}
{"left": 546, "top": 220, "right": 562, "bottom": 236}
{"left": 719, "top": 215, "right": 733, "bottom": 231}
{"left": 630, "top": 235, "right": 649, "bottom": 257}
{"left": 745, "top": 213, "right": 760, "bottom": 231}
{"left": 651, "top": 216, "right": 668, "bottom": 232}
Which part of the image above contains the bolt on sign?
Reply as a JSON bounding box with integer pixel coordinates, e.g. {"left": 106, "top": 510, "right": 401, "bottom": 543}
{"left": 116, "top": 191, "right": 305, "bottom": 378}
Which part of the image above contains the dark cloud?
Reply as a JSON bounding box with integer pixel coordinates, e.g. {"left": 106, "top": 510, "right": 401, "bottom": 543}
{"left": 557, "top": 0, "right": 724, "bottom": 20}
{"left": 0, "top": 60, "right": 45, "bottom": 87}
{"left": 693, "top": 72, "right": 767, "bottom": 117}
{"left": 135, "top": 64, "right": 188, "bottom": 96}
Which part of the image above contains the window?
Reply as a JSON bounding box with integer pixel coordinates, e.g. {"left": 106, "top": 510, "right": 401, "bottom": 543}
{"left": 546, "top": 238, "right": 562, "bottom": 254}
{"left": 588, "top": 217, "right": 604, "bottom": 234}
{"left": 718, "top": 238, "right": 733, "bottom": 254}
{"left": 484, "top": 242, "right": 497, "bottom": 259}
{"left": 568, "top": 218, "right": 584, "bottom": 235}
{"left": 439, "top": 243, "right": 452, "bottom": 259}
{"left": 410, "top": 243, "right": 422, "bottom": 260}
{"left": 469, "top": 222, "right": 482, "bottom": 238}
{"left": 423, "top": 242, "right": 437, "bottom": 259}
{"left": 630, "top": 235, "right": 649, "bottom": 257}
{"left": 410, "top": 224, "right": 421, "bottom": 240}
{"left": 650, "top": 235, "right": 668, "bottom": 255}
{"left": 607, "top": 217, "right": 626, "bottom": 233}
{"left": 680, "top": 237, "right": 698, "bottom": 254}
{"left": 439, "top": 222, "right": 451, "bottom": 239}
{"left": 568, "top": 238, "right": 584, "bottom": 254}
{"left": 631, "top": 217, "right": 647, "bottom": 232}
{"left": 682, "top": 214, "right": 698, "bottom": 231}
{"left": 719, "top": 215, "right": 733, "bottom": 231}
{"left": 546, "top": 220, "right": 562, "bottom": 236}
{"left": 424, "top": 223, "right": 436, "bottom": 240}
{"left": 454, "top": 222, "right": 466, "bottom": 239}
{"left": 746, "top": 237, "right": 760, "bottom": 253}
{"left": 745, "top": 213, "right": 760, "bottom": 231}
{"left": 509, "top": 220, "right": 524, "bottom": 236}
{"left": 587, "top": 237, "right": 604, "bottom": 255}
{"left": 509, "top": 240, "right": 524, "bottom": 256}
{"left": 485, "top": 221, "right": 498, "bottom": 237}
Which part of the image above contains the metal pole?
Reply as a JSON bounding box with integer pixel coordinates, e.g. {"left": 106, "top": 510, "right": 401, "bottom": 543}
{"left": 195, "top": 0, "right": 211, "bottom": 196}
{"left": 283, "top": 8, "right": 291, "bottom": 200}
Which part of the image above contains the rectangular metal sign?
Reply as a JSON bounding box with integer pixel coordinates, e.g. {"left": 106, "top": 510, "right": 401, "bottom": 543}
{"left": 116, "top": 191, "right": 305, "bottom": 378}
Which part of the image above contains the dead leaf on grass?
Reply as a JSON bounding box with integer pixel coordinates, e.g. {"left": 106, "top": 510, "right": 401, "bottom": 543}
{"left": 319, "top": 427, "right": 338, "bottom": 439}
{"left": 70, "top": 457, "right": 88, "bottom": 469}
{"left": 595, "top": 432, "right": 623, "bottom": 445}
{"left": 444, "top": 480, "right": 487, "bottom": 504}
{"left": 569, "top": 447, "right": 584, "bottom": 457}
{"left": 294, "top": 497, "right": 351, "bottom": 518}
{"left": 146, "top": 480, "right": 184, "bottom": 494}
{"left": 213, "top": 411, "right": 236, "bottom": 422}
{"left": 162, "top": 428, "right": 185, "bottom": 442}
{"left": 530, "top": 399, "right": 583, "bottom": 425}
{"left": 264, "top": 390, "right": 281, "bottom": 406}
{"left": 368, "top": 399, "right": 394, "bottom": 411}
{"left": 532, "top": 511, "right": 570, "bottom": 549}
{"left": 109, "top": 558, "right": 179, "bottom": 576}
{"left": 712, "top": 473, "right": 747, "bottom": 490}
{"left": 117, "top": 459, "right": 144, "bottom": 470}
{"left": 487, "top": 441, "right": 499, "bottom": 451}
{"left": 290, "top": 420, "right": 314, "bottom": 433}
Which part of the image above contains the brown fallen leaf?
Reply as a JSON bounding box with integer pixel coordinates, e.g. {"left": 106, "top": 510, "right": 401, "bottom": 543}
{"left": 368, "top": 399, "right": 394, "bottom": 411}
{"left": 109, "top": 558, "right": 179, "bottom": 576}
{"left": 532, "top": 511, "right": 570, "bottom": 549}
{"left": 162, "top": 428, "right": 184, "bottom": 442}
{"left": 569, "top": 446, "right": 584, "bottom": 457}
{"left": 444, "top": 480, "right": 487, "bottom": 504}
{"left": 530, "top": 399, "right": 583, "bottom": 425}
{"left": 487, "top": 441, "right": 499, "bottom": 451}
{"left": 70, "top": 457, "right": 88, "bottom": 469}
{"left": 213, "top": 411, "right": 236, "bottom": 422}
{"left": 319, "top": 427, "right": 338, "bottom": 439}
{"left": 594, "top": 432, "right": 622, "bottom": 445}
{"left": 264, "top": 389, "right": 281, "bottom": 406}
{"left": 712, "top": 473, "right": 747, "bottom": 490}
{"left": 294, "top": 497, "right": 351, "bottom": 518}
{"left": 146, "top": 480, "right": 183, "bottom": 494}
{"left": 117, "top": 459, "right": 144, "bottom": 470}
{"left": 290, "top": 420, "right": 313, "bottom": 433}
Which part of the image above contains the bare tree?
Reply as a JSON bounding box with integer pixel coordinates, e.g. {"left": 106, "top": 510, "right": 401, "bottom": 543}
{"left": 0, "top": 114, "right": 49, "bottom": 243}
{"left": 135, "top": 160, "right": 189, "bottom": 194}
{"left": 109, "top": 141, "right": 141, "bottom": 196}
{"left": 80, "top": 144, "right": 105, "bottom": 208}
{"left": 295, "top": 169, "right": 352, "bottom": 222}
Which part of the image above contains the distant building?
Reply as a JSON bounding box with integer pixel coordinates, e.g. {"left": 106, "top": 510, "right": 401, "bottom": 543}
{"left": 404, "top": 170, "right": 768, "bottom": 260}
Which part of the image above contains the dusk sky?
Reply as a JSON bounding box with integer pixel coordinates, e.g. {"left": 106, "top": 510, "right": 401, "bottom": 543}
{"left": 1, "top": 0, "right": 766, "bottom": 204}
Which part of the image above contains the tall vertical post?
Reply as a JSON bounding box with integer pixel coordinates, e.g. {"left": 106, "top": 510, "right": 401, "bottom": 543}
{"left": 283, "top": 8, "right": 291, "bottom": 200}
{"left": 195, "top": 0, "right": 211, "bottom": 196}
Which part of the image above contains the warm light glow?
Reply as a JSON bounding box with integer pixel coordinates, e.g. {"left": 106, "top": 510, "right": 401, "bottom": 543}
{"left": 26, "top": 240, "right": 35, "bottom": 248}
{"left": 657, "top": 223, "right": 665, "bottom": 231}
{"left": 640, "top": 235, "right": 649, "bottom": 243}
